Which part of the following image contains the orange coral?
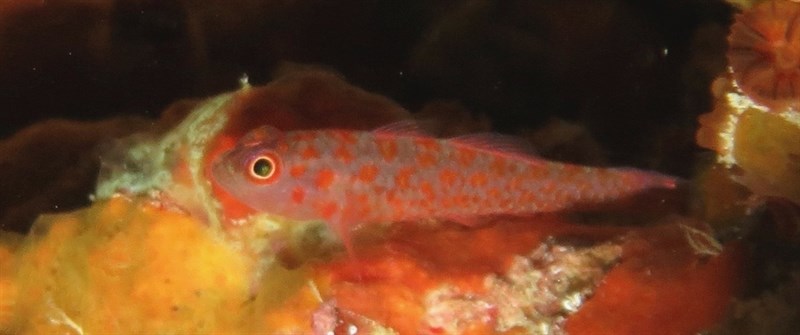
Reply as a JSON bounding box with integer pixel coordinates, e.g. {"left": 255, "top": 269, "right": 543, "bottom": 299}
{"left": 2, "top": 196, "right": 252, "bottom": 334}
{"left": 727, "top": 0, "right": 800, "bottom": 110}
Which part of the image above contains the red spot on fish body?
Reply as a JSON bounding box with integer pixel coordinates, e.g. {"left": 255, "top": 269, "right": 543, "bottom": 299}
{"left": 316, "top": 168, "right": 336, "bottom": 189}
{"left": 416, "top": 151, "right": 438, "bottom": 168}
{"left": 540, "top": 180, "right": 558, "bottom": 193}
{"left": 414, "top": 137, "right": 440, "bottom": 151}
{"left": 335, "top": 131, "right": 359, "bottom": 144}
{"left": 487, "top": 187, "right": 500, "bottom": 199}
{"left": 441, "top": 197, "right": 453, "bottom": 209}
{"left": 302, "top": 146, "right": 321, "bottom": 159}
{"left": 455, "top": 194, "right": 470, "bottom": 207}
{"left": 520, "top": 190, "right": 534, "bottom": 204}
{"left": 490, "top": 157, "right": 508, "bottom": 176}
{"left": 506, "top": 162, "right": 520, "bottom": 175}
{"left": 357, "top": 164, "right": 379, "bottom": 183}
{"left": 438, "top": 168, "right": 458, "bottom": 185}
{"left": 335, "top": 145, "right": 354, "bottom": 163}
{"left": 468, "top": 172, "right": 488, "bottom": 188}
{"left": 395, "top": 167, "right": 415, "bottom": 189}
{"left": 319, "top": 201, "right": 339, "bottom": 219}
{"left": 420, "top": 181, "right": 435, "bottom": 201}
{"left": 561, "top": 165, "right": 583, "bottom": 179}
{"left": 384, "top": 189, "right": 398, "bottom": 205}
{"left": 354, "top": 193, "right": 369, "bottom": 203}
{"left": 456, "top": 147, "right": 477, "bottom": 166}
{"left": 525, "top": 164, "right": 548, "bottom": 180}
{"left": 377, "top": 140, "right": 399, "bottom": 162}
{"left": 291, "top": 187, "right": 306, "bottom": 204}
{"left": 353, "top": 193, "right": 371, "bottom": 217}
{"left": 290, "top": 164, "right": 307, "bottom": 178}
{"left": 391, "top": 198, "right": 409, "bottom": 213}
{"left": 469, "top": 195, "right": 480, "bottom": 206}
{"left": 388, "top": 195, "right": 405, "bottom": 212}
{"left": 507, "top": 175, "right": 522, "bottom": 191}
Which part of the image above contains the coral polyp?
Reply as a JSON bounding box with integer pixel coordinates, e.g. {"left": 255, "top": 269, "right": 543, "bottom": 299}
{"left": 727, "top": 0, "right": 800, "bottom": 110}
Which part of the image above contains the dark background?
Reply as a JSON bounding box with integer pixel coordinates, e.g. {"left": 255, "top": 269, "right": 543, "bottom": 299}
{"left": 0, "top": 0, "right": 733, "bottom": 174}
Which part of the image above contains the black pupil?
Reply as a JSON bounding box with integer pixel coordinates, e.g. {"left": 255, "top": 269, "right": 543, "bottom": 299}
{"left": 252, "top": 158, "right": 273, "bottom": 178}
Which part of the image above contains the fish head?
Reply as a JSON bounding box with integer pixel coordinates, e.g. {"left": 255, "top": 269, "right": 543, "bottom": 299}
{"left": 211, "top": 125, "right": 298, "bottom": 216}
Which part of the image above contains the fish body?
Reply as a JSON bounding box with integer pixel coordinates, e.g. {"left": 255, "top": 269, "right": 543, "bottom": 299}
{"left": 211, "top": 124, "right": 677, "bottom": 245}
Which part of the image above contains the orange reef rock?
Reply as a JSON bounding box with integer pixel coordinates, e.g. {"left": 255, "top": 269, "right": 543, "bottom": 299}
{"left": 2, "top": 196, "right": 252, "bottom": 334}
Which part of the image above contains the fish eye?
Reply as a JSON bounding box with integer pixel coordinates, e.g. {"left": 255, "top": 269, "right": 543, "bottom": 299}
{"left": 248, "top": 154, "right": 279, "bottom": 182}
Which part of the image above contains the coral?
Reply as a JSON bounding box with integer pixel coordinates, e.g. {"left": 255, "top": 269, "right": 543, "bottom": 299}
{"left": 705, "top": 1, "right": 800, "bottom": 205}
{"left": 695, "top": 0, "right": 800, "bottom": 207}
{"left": 697, "top": 77, "right": 800, "bottom": 204}
{"left": 727, "top": 0, "right": 800, "bottom": 111}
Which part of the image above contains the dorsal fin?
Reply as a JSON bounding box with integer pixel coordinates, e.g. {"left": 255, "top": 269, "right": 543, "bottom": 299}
{"left": 373, "top": 120, "right": 433, "bottom": 137}
{"left": 449, "top": 133, "right": 538, "bottom": 159}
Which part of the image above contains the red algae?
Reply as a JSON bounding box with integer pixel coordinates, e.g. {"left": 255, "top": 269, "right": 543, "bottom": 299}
{"left": 314, "top": 218, "right": 605, "bottom": 333}
{"left": 566, "top": 224, "right": 744, "bottom": 335}
{"left": 378, "top": 216, "right": 623, "bottom": 277}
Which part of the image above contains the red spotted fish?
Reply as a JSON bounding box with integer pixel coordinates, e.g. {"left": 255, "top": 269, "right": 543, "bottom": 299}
{"left": 211, "top": 122, "right": 678, "bottom": 249}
